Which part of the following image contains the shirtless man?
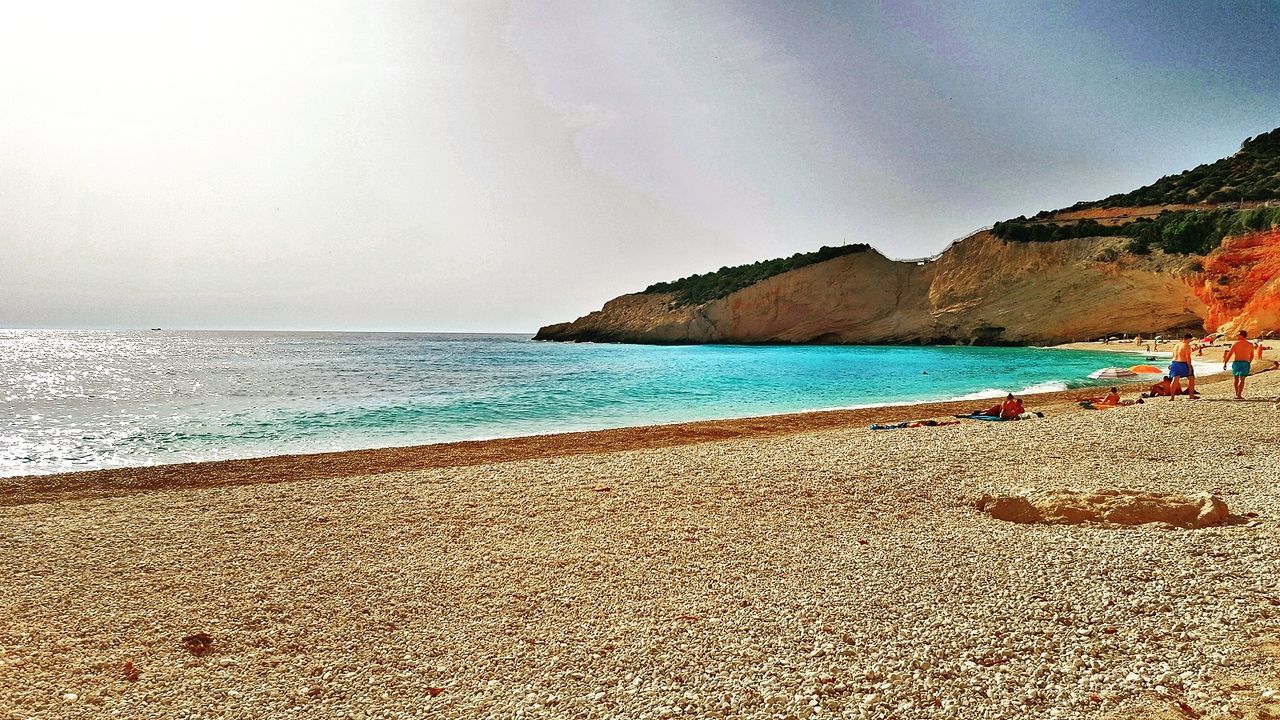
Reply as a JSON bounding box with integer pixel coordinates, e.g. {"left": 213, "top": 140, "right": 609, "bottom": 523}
{"left": 1223, "top": 330, "right": 1257, "bottom": 399}
{"left": 1168, "top": 334, "right": 1196, "bottom": 401}
{"left": 1148, "top": 376, "right": 1173, "bottom": 397}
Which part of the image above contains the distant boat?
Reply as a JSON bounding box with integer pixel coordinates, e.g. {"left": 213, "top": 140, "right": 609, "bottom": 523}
{"left": 150, "top": 327, "right": 162, "bottom": 331}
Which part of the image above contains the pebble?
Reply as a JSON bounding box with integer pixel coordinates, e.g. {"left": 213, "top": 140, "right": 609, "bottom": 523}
{"left": 2, "top": 371, "right": 1279, "bottom": 719}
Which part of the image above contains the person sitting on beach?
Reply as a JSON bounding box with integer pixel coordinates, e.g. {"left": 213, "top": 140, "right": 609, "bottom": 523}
{"left": 999, "top": 394, "right": 1023, "bottom": 419}
{"left": 1098, "top": 387, "right": 1121, "bottom": 406}
{"left": 1143, "top": 378, "right": 1195, "bottom": 398}
{"left": 1223, "top": 330, "right": 1257, "bottom": 399}
{"left": 959, "top": 394, "right": 1040, "bottom": 420}
{"left": 1168, "top": 334, "right": 1196, "bottom": 401}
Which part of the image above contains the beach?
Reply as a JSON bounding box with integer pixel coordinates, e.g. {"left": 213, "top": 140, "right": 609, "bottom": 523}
{"left": 6, "top": 4, "right": 1277, "bottom": 719}
{"left": 3, "top": 369, "right": 1279, "bottom": 719}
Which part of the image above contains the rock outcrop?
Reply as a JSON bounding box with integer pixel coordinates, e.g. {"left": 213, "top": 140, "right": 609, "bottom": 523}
{"left": 1195, "top": 228, "right": 1280, "bottom": 337}
{"left": 539, "top": 127, "right": 1280, "bottom": 346}
{"left": 536, "top": 232, "right": 1210, "bottom": 345}
{"left": 975, "top": 489, "right": 1229, "bottom": 528}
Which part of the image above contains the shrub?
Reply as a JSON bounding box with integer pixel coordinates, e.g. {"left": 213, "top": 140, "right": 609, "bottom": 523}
{"left": 643, "top": 244, "right": 872, "bottom": 305}
{"left": 1056, "top": 127, "right": 1280, "bottom": 211}
{"left": 991, "top": 206, "right": 1280, "bottom": 256}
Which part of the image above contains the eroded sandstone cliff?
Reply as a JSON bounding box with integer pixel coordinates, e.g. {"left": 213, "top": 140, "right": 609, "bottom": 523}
{"left": 1196, "top": 229, "right": 1280, "bottom": 336}
{"left": 538, "top": 126, "right": 1280, "bottom": 346}
{"left": 536, "top": 232, "right": 1215, "bottom": 345}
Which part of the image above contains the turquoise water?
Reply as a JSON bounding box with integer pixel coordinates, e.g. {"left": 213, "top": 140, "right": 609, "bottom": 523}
{"left": 0, "top": 330, "right": 1148, "bottom": 476}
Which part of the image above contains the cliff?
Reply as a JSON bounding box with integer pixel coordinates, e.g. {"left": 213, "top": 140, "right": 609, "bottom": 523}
{"left": 536, "top": 233, "right": 1212, "bottom": 345}
{"left": 1196, "top": 229, "right": 1280, "bottom": 336}
{"left": 537, "top": 126, "right": 1280, "bottom": 346}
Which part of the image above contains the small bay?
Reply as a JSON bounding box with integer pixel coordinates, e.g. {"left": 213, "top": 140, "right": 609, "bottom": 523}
{"left": 0, "top": 330, "right": 1148, "bottom": 476}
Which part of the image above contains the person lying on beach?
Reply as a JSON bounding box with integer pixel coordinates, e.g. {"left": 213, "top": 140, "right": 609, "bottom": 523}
{"left": 969, "top": 400, "right": 1004, "bottom": 417}
{"left": 960, "top": 394, "right": 1027, "bottom": 420}
{"left": 869, "top": 419, "right": 961, "bottom": 430}
{"left": 955, "top": 405, "right": 1043, "bottom": 421}
{"left": 1223, "top": 329, "right": 1257, "bottom": 399}
{"left": 1141, "top": 377, "right": 1197, "bottom": 398}
{"left": 1079, "top": 387, "right": 1143, "bottom": 410}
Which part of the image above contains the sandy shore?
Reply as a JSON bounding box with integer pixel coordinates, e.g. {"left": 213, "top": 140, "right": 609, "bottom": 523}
{"left": 1054, "top": 339, "right": 1274, "bottom": 363}
{"left": 3, "top": 371, "right": 1279, "bottom": 719}
{"left": 1051, "top": 341, "right": 1171, "bottom": 355}
{"left": 0, "top": 383, "right": 1174, "bottom": 507}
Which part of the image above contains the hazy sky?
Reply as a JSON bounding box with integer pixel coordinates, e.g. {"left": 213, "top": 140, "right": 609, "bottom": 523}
{"left": 3, "top": 1, "right": 1278, "bottom": 332}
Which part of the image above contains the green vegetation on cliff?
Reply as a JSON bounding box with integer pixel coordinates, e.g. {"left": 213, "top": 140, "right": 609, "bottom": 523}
{"left": 1071, "top": 127, "right": 1280, "bottom": 208}
{"left": 643, "top": 244, "right": 871, "bottom": 306}
{"left": 992, "top": 206, "right": 1280, "bottom": 255}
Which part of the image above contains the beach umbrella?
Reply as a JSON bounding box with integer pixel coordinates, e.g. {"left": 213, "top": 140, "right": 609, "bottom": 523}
{"left": 1089, "top": 367, "right": 1137, "bottom": 380}
{"left": 1129, "top": 364, "right": 1163, "bottom": 374}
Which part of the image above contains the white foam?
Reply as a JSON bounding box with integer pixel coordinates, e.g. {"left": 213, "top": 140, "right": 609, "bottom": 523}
{"left": 1020, "top": 380, "right": 1070, "bottom": 394}
{"left": 950, "top": 388, "right": 1009, "bottom": 401}
{"left": 1192, "top": 360, "right": 1226, "bottom": 376}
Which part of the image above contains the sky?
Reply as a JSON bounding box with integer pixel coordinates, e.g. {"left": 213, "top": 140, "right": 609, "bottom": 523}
{"left": 2, "top": 1, "right": 1278, "bottom": 332}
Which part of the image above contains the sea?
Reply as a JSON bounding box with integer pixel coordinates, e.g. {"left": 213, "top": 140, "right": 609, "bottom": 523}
{"left": 0, "top": 330, "right": 1153, "bottom": 477}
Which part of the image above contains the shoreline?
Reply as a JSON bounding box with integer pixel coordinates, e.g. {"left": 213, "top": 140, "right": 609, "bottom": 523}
{"left": 3, "top": 357, "right": 1278, "bottom": 718}
{"left": 3, "top": 341, "right": 1176, "bottom": 488}
{"left": 1, "top": 364, "right": 1239, "bottom": 507}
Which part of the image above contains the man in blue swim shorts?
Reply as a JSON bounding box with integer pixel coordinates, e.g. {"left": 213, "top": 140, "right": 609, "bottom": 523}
{"left": 1167, "top": 334, "right": 1196, "bottom": 400}
{"left": 1222, "top": 330, "right": 1257, "bottom": 399}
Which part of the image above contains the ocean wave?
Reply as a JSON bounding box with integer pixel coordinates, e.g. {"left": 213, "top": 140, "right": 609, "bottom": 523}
{"left": 948, "top": 378, "right": 1094, "bottom": 402}
{"left": 949, "top": 388, "right": 1009, "bottom": 401}
{"left": 1019, "top": 380, "right": 1070, "bottom": 394}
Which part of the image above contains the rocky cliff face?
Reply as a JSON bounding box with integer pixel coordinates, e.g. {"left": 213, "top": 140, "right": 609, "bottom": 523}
{"left": 536, "top": 231, "right": 1219, "bottom": 345}
{"left": 1196, "top": 229, "right": 1280, "bottom": 336}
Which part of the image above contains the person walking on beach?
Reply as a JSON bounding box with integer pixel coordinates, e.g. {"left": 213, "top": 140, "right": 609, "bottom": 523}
{"left": 1168, "top": 334, "right": 1196, "bottom": 401}
{"left": 1223, "top": 330, "right": 1257, "bottom": 399}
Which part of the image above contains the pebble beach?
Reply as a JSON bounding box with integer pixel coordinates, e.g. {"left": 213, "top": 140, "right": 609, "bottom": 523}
{"left": 2, "top": 370, "right": 1279, "bottom": 720}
